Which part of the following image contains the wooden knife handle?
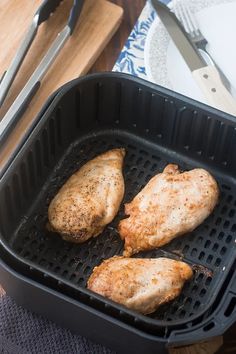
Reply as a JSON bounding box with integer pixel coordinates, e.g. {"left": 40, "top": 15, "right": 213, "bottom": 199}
{"left": 192, "top": 65, "right": 236, "bottom": 116}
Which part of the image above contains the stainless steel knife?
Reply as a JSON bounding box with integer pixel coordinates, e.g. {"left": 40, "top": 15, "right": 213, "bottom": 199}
{"left": 151, "top": 0, "right": 236, "bottom": 116}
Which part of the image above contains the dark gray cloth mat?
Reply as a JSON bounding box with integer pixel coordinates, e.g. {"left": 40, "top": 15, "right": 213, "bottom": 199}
{"left": 0, "top": 294, "right": 114, "bottom": 354}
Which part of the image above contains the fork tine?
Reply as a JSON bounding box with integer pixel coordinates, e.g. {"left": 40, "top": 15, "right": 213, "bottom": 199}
{"left": 184, "top": 4, "right": 200, "bottom": 34}
{"left": 179, "top": 2, "right": 195, "bottom": 34}
{"left": 173, "top": 1, "right": 205, "bottom": 44}
{"left": 174, "top": 2, "right": 190, "bottom": 34}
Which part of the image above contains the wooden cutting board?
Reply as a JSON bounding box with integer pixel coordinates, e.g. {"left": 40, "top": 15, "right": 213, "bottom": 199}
{"left": 0, "top": 0, "right": 123, "bottom": 171}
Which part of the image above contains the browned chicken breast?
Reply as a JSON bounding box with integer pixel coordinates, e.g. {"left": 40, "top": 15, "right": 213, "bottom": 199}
{"left": 87, "top": 256, "right": 193, "bottom": 314}
{"left": 119, "top": 164, "right": 219, "bottom": 256}
{"left": 48, "top": 149, "right": 125, "bottom": 243}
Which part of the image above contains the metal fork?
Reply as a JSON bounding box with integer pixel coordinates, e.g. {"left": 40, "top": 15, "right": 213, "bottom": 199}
{"left": 173, "top": 0, "right": 231, "bottom": 90}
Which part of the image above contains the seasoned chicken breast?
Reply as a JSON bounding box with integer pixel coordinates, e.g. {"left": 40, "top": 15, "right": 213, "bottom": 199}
{"left": 48, "top": 148, "right": 125, "bottom": 243}
{"left": 119, "top": 164, "right": 219, "bottom": 256}
{"left": 87, "top": 256, "right": 193, "bottom": 314}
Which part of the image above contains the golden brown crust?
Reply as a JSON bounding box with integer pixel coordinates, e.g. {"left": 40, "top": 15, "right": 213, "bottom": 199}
{"left": 119, "top": 164, "right": 219, "bottom": 256}
{"left": 87, "top": 256, "right": 193, "bottom": 314}
{"left": 48, "top": 148, "right": 125, "bottom": 242}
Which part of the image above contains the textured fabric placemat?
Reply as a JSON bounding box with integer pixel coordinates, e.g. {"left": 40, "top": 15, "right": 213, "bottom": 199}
{"left": 0, "top": 292, "right": 114, "bottom": 354}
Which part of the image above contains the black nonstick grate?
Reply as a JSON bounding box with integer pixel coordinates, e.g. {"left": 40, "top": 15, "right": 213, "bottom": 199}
{"left": 11, "top": 132, "right": 236, "bottom": 324}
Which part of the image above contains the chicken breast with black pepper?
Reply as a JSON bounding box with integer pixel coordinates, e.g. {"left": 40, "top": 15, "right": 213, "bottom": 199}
{"left": 87, "top": 256, "right": 193, "bottom": 314}
{"left": 48, "top": 148, "right": 125, "bottom": 243}
{"left": 119, "top": 164, "right": 219, "bottom": 256}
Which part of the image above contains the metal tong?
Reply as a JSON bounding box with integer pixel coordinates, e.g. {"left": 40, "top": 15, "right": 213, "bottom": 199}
{"left": 0, "top": 0, "right": 85, "bottom": 142}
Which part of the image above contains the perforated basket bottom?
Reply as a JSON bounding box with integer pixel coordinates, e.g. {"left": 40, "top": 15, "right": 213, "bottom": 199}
{"left": 12, "top": 130, "right": 236, "bottom": 323}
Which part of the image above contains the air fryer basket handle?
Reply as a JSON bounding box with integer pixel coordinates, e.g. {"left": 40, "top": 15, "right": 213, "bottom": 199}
{"left": 169, "top": 268, "right": 236, "bottom": 346}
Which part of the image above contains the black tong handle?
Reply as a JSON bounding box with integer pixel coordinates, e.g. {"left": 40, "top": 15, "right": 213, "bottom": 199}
{"left": 36, "top": 0, "right": 64, "bottom": 25}
{"left": 36, "top": 0, "right": 85, "bottom": 34}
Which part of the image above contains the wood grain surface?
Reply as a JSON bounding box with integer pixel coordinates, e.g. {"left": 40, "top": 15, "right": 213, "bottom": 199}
{"left": 1, "top": 0, "right": 235, "bottom": 353}
{"left": 169, "top": 337, "right": 223, "bottom": 354}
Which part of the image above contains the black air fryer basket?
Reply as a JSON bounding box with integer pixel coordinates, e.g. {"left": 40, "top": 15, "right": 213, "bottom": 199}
{"left": 1, "top": 73, "right": 236, "bottom": 354}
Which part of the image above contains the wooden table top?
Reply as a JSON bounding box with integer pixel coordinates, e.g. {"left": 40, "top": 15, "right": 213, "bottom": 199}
{"left": 0, "top": 1, "right": 235, "bottom": 353}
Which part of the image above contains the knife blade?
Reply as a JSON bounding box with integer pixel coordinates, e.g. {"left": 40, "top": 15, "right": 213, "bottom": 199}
{"left": 151, "top": 0, "right": 236, "bottom": 116}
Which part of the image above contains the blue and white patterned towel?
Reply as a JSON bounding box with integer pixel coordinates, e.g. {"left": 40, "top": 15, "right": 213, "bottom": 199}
{"left": 113, "top": 0, "right": 170, "bottom": 79}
